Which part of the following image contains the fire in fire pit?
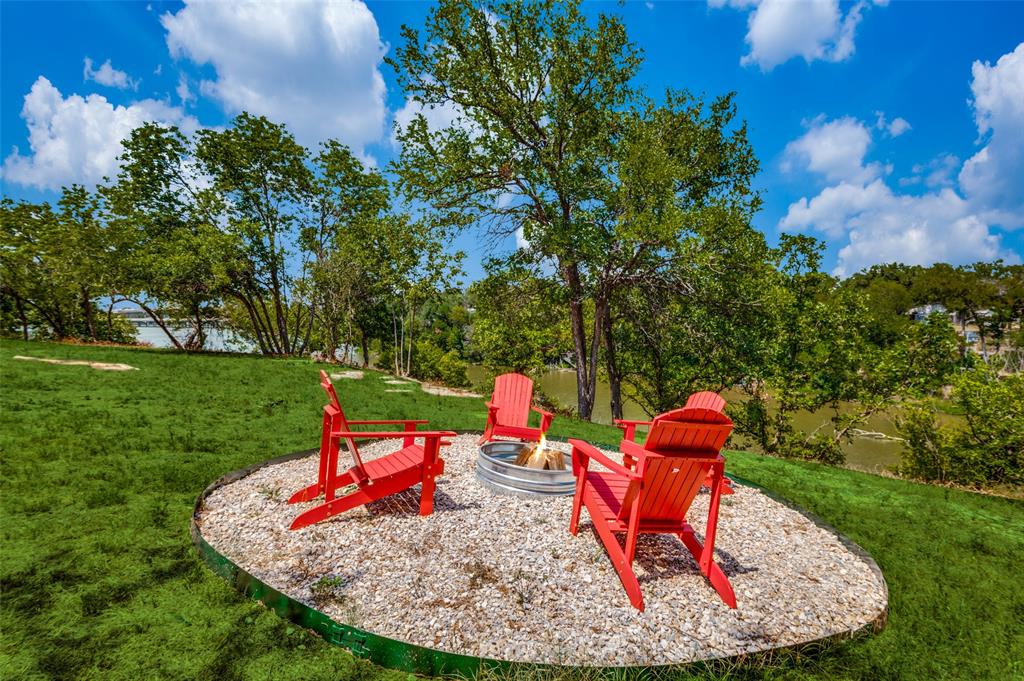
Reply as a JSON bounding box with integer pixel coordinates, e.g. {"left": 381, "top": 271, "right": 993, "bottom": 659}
{"left": 476, "top": 438, "right": 576, "bottom": 497}
{"left": 513, "top": 434, "right": 566, "bottom": 470}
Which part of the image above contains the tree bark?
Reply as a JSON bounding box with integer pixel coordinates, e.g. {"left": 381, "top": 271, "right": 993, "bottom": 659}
{"left": 563, "top": 260, "right": 595, "bottom": 420}
{"left": 602, "top": 303, "right": 623, "bottom": 420}
{"left": 234, "top": 293, "right": 270, "bottom": 355}
{"left": 14, "top": 294, "right": 29, "bottom": 340}
{"left": 360, "top": 328, "right": 370, "bottom": 368}
{"left": 80, "top": 287, "right": 96, "bottom": 340}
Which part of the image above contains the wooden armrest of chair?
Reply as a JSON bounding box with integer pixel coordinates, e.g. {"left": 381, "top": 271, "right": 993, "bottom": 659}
{"left": 531, "top": 406, "right": 554, "bottom": 431}
{"left": 347, "top": 419, "right": 429, "bottom": 427}
{"left": 569, "top": 439, "right": 642, "bottom": 479}
{"left": 614, "top": 418, "right": 652, "bottom": 442}
{"left": 335, "top": 430, "right": 457, "bottom": 440}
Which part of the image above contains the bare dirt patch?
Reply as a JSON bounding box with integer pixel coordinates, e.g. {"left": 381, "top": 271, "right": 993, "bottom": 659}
{"left": 13, "top": 355, "right": 138, "bottom": 371}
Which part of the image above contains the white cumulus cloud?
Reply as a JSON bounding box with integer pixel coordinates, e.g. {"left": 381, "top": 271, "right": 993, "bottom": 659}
{"left": 176, "top": 73, "right": 195, "bottom": 105}
{"left": 392, "top": 97, "right": 478, "bottom": 147}
{"left": 779, "top": 45, "right": 1024, "bottom": 276}
{"left": 886, "top": 117, "right": 911, "bottom": 137}
{"left": 710, "top": 0, "right": 882, "bottom": 71}
{"left": 781, "top": 116, "right": 883, "bottom": 184}
{"left": 958, "top": 42, "right": 1024, "bottom": 229}
{"left": 161, "top": 0, "right": 387, "bottom": 156}
{"left": 781, "top": 180, "right": 1005, "bottom": 275}
{"left": 83, "top": 57, "right": 139, "bottom": 91}
{"left": 1, "top": 76, "right": 199, "bottom": 191}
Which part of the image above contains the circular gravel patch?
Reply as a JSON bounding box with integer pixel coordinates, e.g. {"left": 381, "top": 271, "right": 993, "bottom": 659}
{"left": 196, "top": 434, "right": 887, "bottom": 667}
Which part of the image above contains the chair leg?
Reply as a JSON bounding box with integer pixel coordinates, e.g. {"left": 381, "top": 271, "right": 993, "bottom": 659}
{"left": 419, "top": 473, "right": 436, "bottom": 516}
{"left": 288, "top": 466, "right": 355, "bottom": 504}
{"left": 678, "top": 527, "right": 737, "bottom": 608}
{"left": 290, "top": 484, "right": 376, "bottom": 530}
{"left": 588, "top": 502, "right": 644, "bottom": 611}
{"left": 477, "top": 417, "right": 494, "bottom": 445}
{"left": 569, "top": 475, "right": 587, "bottom": 535}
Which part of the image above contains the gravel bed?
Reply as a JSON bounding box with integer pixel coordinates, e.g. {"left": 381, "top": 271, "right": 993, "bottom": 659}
{"left": 197, "top": 434, "right": 887, "bottom": 666}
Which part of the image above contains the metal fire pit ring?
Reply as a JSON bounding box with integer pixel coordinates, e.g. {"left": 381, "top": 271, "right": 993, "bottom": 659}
{"left": 476, "top": 440, "right": 576, "bottom": 497}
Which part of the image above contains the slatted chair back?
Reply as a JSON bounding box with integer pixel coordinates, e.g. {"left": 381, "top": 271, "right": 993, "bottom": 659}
{"left": 620, "top": 392, "right": 733, "bottom": 522}
{"left": 319, "top": 370, "right": 366, "bottom": 477}
{"left": 490, "top": 373, "right": 535, "bottom": 428}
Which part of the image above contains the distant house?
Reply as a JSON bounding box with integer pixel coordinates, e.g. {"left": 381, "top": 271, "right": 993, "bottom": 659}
{"left": 908, "top": 303, "right": 949, "bottom": 322}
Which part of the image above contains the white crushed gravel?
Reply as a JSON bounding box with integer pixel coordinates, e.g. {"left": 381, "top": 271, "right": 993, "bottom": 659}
{"left": 197, "top": 434, "right": 887, "bottom": 666}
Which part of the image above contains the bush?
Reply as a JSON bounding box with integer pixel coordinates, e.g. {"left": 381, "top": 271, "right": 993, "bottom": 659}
{"left": 898, "top": 366, "right": 1023, "bottom": 488}
{"left": 410, "top": 340, "right": 470, "bottom": 387}
{"left": 436, "top": 349, "right": 471, "bottom": 388}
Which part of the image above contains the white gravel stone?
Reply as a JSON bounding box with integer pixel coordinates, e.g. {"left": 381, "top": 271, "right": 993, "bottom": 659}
{"left": 197, "top": 434, "right": 887, "bottom": 666}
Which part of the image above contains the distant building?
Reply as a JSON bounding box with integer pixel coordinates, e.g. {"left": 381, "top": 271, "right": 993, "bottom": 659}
{"left": 908, "top": 303, "right": 949, "bottom": 322}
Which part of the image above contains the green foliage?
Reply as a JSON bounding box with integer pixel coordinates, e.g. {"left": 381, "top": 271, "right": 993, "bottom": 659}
{"left": 105, "top": 122, "right": 232, "bottom": 350}
{"left": 2, "top": 339, "right": 1022, "bottom": 679}
{"left": 613, "top": 208, "right": 775, "bottom": 415}
{"left": 1, "top": 190, "right": 136, "bottom": 343}
{"left": 390, "top": 0, "right": 761, "bottom": 420}
{"left": 732, "top": 239, "right": 965, "bottom": 464}
{"left": 899, "top": 366, "right": 1024, "bottom": 487}
{"left": 409, "top": 339, "right": 471, "bottom": 387}
{"left": 468, "top": 264, "right": 572, "bottom": 374}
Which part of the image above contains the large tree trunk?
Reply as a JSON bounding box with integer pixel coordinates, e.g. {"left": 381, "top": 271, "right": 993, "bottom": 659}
{"left": 563, "top": 260, "right": 595, "bottom": 420}
{"left": 234, "top": 293, "right": 270, "bottom": 355}
{"left": 80, "top": 287, "right": 96, "bottom": 340}
{"left": 250, "top": 294, "right": 278, "bottom": 352}
{"left": 360, "top": 328, "right": 370, "bottom": 368}
{"left": 14, "top": 294, "right": 29, "bottom": 340}
{"left": 602, "top": 303, "right": 623, "bottom": 420}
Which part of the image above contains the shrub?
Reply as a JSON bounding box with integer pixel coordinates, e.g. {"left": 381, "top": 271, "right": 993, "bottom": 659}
{"left": 898, "top": 366, "right": 1023, "bottom": 488}
{"left": 409, "top": 340, "right": 470, "bottom": 387}
{"left": 435, "top": 349, "right": 470, "bottom": 388}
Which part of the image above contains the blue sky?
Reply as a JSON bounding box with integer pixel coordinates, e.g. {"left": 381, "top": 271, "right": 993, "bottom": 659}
{"left": 2, "top": 0, "right": 1022, "bottom": 279}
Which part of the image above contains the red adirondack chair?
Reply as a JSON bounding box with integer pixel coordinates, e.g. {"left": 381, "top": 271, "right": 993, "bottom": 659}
{"left": 287, "top": 371, "right": 456, "bottom": 530}
{"left": 569, "top": 391, "right": 737, "bottom": 611}
{"left": 478, "top": 372, "right": 554, "bottom": 445}
{"left": 614, "top": 392, "right": 735, "bottom": 494}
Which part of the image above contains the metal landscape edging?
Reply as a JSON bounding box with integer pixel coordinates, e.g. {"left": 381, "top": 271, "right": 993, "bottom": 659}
{"left": 191, "top": 436, "right": 889, "bottom": 677}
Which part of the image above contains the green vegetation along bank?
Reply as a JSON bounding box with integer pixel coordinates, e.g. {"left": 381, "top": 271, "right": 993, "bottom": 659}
{"left": 1, "top": 340, "right": 1022, "bottom": 680}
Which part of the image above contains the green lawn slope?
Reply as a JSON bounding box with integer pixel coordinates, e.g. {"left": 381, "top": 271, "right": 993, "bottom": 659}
{"left": 1, "top": 340, "right": 1020, "bottom": 680}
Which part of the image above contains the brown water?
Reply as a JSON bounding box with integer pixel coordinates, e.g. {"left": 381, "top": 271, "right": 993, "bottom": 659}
{"left": 470, "top": 366, "right": 957, "bottom": 473}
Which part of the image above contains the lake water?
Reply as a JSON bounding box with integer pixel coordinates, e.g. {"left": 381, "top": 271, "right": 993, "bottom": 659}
{"left": 134, "top": 325, "right": 254, "bottom": 352}
{"left": 135, "top": 324, "right": 931, "bottom": 473}
{"left": 470, "top": 365, "right": 929, "bottom": 474}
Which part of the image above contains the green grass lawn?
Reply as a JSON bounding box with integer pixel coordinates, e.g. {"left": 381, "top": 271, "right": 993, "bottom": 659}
{"left": 1, "top": 340, "right": 1021, "bottom": 680}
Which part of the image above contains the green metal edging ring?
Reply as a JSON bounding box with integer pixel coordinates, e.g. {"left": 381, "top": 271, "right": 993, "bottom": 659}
{"left": 191, "top": 437, "right": 888, "bottom": 678}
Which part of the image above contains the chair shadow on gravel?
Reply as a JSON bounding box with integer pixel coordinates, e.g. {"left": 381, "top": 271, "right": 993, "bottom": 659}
{"left": 571, "top": 524, "right": 759, "bottom": 585}
{"left": 363, "top": 488, "right": 481, "bottom": 517}
{"left": 634, "top": 533, "right": 759, "bottom": 582}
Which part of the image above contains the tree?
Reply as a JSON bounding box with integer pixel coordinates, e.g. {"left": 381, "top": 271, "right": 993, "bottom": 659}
{"left": 391, "top": 0, "right": 759, "bottom": 418}
{"left": 104, "top": 123, "right": 230, "bottom": 350}
{"left": 468, "top": 261, "right": 572, "bottom": 374}
{"left": 613, "top": 208, "right": 776, "bottom": 416}
{"left": 194, "top": 113, "right": 315, "bottom": 355}
{"left": 304, "top": 141, "right": 390, "bottom": 362}
{"left": 0, "top": 192, "right": 137, "bottom": 343}
{"left": 732, "top": 237, "right": 964, "bottom": 463}
{"left": 899, "top": 366, "right": 1023, "bottom": 487}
